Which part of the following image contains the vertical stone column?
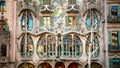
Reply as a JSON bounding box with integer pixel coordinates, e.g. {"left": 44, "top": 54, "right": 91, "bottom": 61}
{"left": 6, "top": 0, "right": 16, "bottom": 68}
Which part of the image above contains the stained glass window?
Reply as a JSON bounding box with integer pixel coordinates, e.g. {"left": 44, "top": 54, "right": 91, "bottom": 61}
{"left": 86, "top": 33, "right": 99, "bottom": 57}
{"left": 63, "top": 35, "right": 72, "bottom": 57}
{"left": 21, "top": 11, "right": 33, "bottom": 31}
{"left": 73, "top": 35, "right": 82, "bottom": 57}
{"left": 20, "top": 35, "right": 34, "bottom": 57}
{"left": 37, "top": 35, "right": 46, "bottom": 57}
{"left": 47, "top": 35, "right": 56, "bottom": 57}
{"left": 86, "top": 10, "right": 99, "bottom": 30}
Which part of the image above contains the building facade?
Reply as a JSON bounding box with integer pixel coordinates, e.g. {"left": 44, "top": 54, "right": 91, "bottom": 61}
{"left": 0, "top": 0, "right": 120, "bottom": 68}
{"left": 107, "top": 0, "right": 120, "bottom": 68}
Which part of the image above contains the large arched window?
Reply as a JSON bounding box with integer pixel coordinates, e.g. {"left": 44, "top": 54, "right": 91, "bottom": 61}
{"left": 37, "top": 35, "right": 46, "bottom": 57}
{"left": 85, "top": 9, "right": 99, "bottom": 30}
{"left": 21, "top": 11, "right": 33, "bottom": 31}
{"left": 86, "top": 33, "right": 99, "bottom": 57}
{"left": 63, "top": 35, "right": 72, "bottom": 57}
{"left": 20, "top": 35, "right": 34, "bottom": 57}
{"left": 47, "top": 35, "right": 56, "bottom": 57}
{"left": 73, "top": 35, "right": 82, "bottom": 57}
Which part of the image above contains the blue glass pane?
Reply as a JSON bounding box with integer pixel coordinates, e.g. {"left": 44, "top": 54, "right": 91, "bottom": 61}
{"left": 27, "top": 13, "right": 33, "bottom": 31}
{"left": 111, "top": 6, "right": 118, "bottom": 10}
{"left": 0, "top": 1, "right": 6, "bottom": 6}
{"left": 86, "top": 17, "right": 91, "bottom": 29}
{"left": 63, "top": 36, "right": 70, "bottom": 44}
{"left": 86, "top": 11, "right": 99, "bottom": 30}
{"left": 21, "top": 13, "right": 26, "bottom": 31}
{"left": 21, "top": 12, "right": 33, "bottom": 31}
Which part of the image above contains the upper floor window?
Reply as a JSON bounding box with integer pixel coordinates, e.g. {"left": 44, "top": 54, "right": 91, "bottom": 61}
{"left": 65, "top": 16, "right": 79, "bottom": 30}
{"left": 40, "top": 16, "right": 53, "bottom": 28}
{"left": 111, "top": 6, "right": 118, "bottom": 20}
{"left": 86, "top": 9, "right": 99, "bottom": 30}
{"left": 110, "top": 58, "right": 120, "bottom": 68}
{"left": 21, "top": 11, "right": 33, "bottom": 31}
{"left": 68, "top": 0, "right": 76, "bottom": 5}
{"left": 43, "top": 0, "right": 51, "bottom": 5}
{"left": 109, "top": 31, "right": 120, "bottom": 50}
{"left": 0, "top": 44, "right": 7, "bottom": 57}
{"left": 0, "top": 1, "right": 6, "bottom": 12}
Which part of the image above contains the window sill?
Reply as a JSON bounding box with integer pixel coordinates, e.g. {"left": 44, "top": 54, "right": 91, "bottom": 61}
{"left": 108, "top": 49, "right": 120, "bottom": 53}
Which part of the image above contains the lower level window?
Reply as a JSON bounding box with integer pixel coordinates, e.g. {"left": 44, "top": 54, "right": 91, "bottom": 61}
{"left": 110, "top": 58, "right": 120, "bottom": 68}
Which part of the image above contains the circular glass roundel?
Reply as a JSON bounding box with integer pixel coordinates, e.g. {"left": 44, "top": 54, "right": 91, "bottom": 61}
{"left": 21, "top": 11, "right": 33, "bottom": 31}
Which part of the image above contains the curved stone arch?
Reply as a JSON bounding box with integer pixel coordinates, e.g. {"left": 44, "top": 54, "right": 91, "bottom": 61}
{"left": 55, "top": 61, "right": 65, "bottom": 68}
{"left": 17, "top": 61, "right": 36, "bottom": 68}
{"left": 84, "top": 61, "right": 104, "bottom": 68}
{"left": 67, "top": 61, "right": 83, "bottom": 68}
{"left": 18, "top": 9, "right": 36, "bottom": 17}
{"left": 37, "top": 62, "right": 52, "bottom": 68}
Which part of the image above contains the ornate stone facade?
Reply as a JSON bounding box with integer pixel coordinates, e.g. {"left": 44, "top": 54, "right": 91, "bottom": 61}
{"left": 1, "top": 0, "right": 120, "bottom": 68}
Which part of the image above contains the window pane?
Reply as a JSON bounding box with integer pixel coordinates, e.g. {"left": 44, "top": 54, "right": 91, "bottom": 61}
{"left": 47, "top": 35, "right": 56, "bottom": 57}
{"left": 86, "top": 10, "right": 99, "bottom": 30}
{"left": 111, "top": 6, "right": 118, "bottom": 19}
{"left": 86, "top": 33, "right": 99, "bottom": 57}
{"left": 0, "top": 1, "right": 6, "bottom": 11}
{"left": 1, "top": 44, "right": 7, "bottom": 56}
{"left": 63, "top": 35, "right": 72, "bottom": 57}
{"left": 20, "top": 35, "right": 34, "bottom": 57}
{"left": 68, "top": 0, "right": 76, "bottom": 4}
{"left": 73, "top": 35, "right": 82, "bottom": 57}
{"left": 43, "top": 0, "right": 50, "bottom": 5}
{"left": 37, "top": 35, "right": 46, "bottom": 57}
{"left": 21, "top": 12, "right": 33, "bottom": 31}
{"left": 112, "top": 31, "right": 119, "bottom": 49}
{"left": 43, "top": 16, "right": 51, "bottom": 28}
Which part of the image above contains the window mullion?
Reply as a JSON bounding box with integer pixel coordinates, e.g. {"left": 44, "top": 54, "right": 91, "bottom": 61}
{"left": 118, "top": 31, "right": 120, "bottom": 50}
